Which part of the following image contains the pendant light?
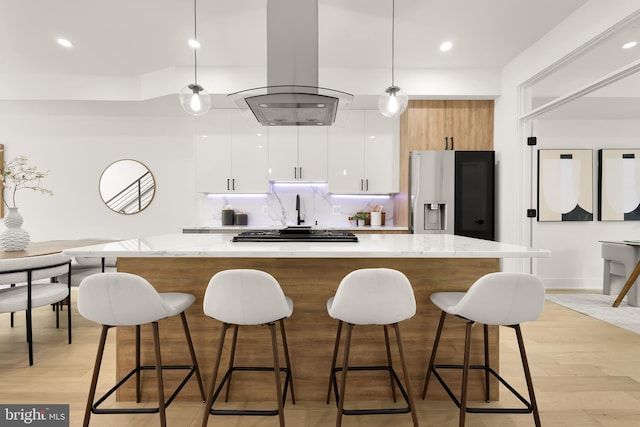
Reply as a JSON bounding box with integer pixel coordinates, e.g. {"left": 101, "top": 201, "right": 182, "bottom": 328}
{"left": 179, "top": 0, "right": 211, "bottom": 116}
{"left": 378, "top": 0, "right": 408, "bottom": 118}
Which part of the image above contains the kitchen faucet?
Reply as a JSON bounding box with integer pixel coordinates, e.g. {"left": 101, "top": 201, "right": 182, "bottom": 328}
{"left": 296, "top": 194, "right": 304, "bottom": 226}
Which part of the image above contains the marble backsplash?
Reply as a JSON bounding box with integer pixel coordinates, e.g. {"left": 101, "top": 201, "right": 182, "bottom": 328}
{"left": 196, "top": 183, "right": 395, "bottom": 228}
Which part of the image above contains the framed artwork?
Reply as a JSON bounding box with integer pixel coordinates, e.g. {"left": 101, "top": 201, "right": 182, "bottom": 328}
{"left": 598, "top": 149, "right": 640, "bottom": 221}
{"left": 537, "top": 149, "right": 593, "bottom": 221}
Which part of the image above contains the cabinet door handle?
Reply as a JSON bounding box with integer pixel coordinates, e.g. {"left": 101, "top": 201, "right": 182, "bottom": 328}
{"left": 227, "top": 178, "right": 230, "bottom": 191}
{"left": 294, "top": 167, "right": 297, "bottom": 179}
{"left": 445, "top": 136, "right": 449, "bottom": 150}
{"left": 232, "top": 178, "right": 235, "bottom": 191}
{"left": 451, "top": 137, "right": 455, "bottom": 150}
{"left": 366, "top": 179, "right": 369, "bottom": 191}
{"left": 299, "top": 167, "right": 302, "bottom": 180}
{"left": 360, "top": 179, "right": 364, "bottom": 191}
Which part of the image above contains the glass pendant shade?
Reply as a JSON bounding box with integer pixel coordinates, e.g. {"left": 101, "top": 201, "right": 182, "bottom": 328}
{"left": 378, "top": 85, "right": 408, "bottom": 118}
{"left": 179, "top": 83, "right": 211, "bottom": 116}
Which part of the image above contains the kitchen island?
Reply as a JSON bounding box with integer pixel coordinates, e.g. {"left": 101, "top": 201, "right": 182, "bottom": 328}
{"left": 64, "top": 233, "right": 548, "bottom": 403}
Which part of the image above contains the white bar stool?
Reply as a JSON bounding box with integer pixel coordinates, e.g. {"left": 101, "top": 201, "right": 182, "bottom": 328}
{"left": 201, "top": 269, "right": 295, "bottom": 427}
{"left": 326, "top": 268, "right": 419, "bottom": 427}
{"left": 77, "top": 272, "right": 205, "bottom": 427}
{"left": 422, "top": 271, "right": 544, "bottom": 427}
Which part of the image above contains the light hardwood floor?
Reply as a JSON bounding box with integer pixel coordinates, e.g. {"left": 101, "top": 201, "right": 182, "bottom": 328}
{"left": 1, "top": 291, "right": 640, "bottom": 427}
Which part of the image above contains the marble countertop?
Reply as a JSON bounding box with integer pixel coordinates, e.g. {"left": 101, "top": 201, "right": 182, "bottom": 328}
{"left": 182, "top": 225, "right": 408, "bottom": 233}
{"left": 63, "top": 233, "right": 549, "bottom": 259}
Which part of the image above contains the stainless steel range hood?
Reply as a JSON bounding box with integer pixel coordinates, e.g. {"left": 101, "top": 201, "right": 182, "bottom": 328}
{"left": 228, "top": 0, "right": 353, "bottom": 126}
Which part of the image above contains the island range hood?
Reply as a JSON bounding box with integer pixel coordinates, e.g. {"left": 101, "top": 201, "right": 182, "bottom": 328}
{"left": 228, "top": 0, "right": 353, "bottom": 126}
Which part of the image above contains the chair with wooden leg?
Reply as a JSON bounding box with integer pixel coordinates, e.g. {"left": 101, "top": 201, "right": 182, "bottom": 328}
{"left": 326, "top": 268, "right": 419, "bottom": 427}
{"left": 201, "top": 269, "right": 295, "bottom": 427}
{"left": 77, "top": 272, "right": 205, "bottom": 427}
{"left": 422, "top": 271, "right": 544, "bottom": 427}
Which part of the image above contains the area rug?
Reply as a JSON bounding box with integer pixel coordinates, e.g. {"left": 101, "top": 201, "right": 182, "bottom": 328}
{"left": 545, "top": 293, "right": 640, "bottom": 334}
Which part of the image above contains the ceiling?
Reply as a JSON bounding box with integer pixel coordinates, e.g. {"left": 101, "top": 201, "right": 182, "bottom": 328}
{"left": 2, "top": 0, "right": 625, "bottom": 117}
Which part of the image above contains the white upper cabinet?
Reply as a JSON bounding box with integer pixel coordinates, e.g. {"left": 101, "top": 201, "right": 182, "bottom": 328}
{"left": 195, "top": 109, "right": 397, "bottom": 194}
{"left": 363, "top": 110, "right": 398, "bottom": 193}
{"left": 327, "top": 110, "right": 399, "bottom": 194}
{"left": 195, "top": 110, "right": 268, "bottom": 193}
{"left": 268, "top": 127, "right": 328, "bottom": 181}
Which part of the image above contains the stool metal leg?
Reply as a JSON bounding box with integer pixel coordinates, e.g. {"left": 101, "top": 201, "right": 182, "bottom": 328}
{"left": 83, "top": 325, "right": 110, "bottom": 427}
{"left": 326, "top": 321, "right": 343, "bottom": 404}
{"left": 202, "top": 323, "right": 228, "bottom": 427}
{"left": 422, "top": 310, "right": 446, "bottom": 399}
{"left": 180, "top": 312, "right": 205, "bottom": 402}
{"left": 224, "top": 324, "right": 239, "bottom": 402}
{"left": 384, "top": 325, "right": 397, "bottom": 402}
{"left": 279, "top": 318, "right": 296, "bottom": 404}
{"left": 268, "top": 322, "right": 285, "bottom": 427}
{"left": 336, "top": 323, "right": 354, "bottom": 427}
{"left": 151, "top": 321, "right": 167, "bottom": 427}
{"left": 514, "top": 325, "right": 541, "bottom": 427}
{"left": 393, "top": 323, "right": 419, "bottom": 427}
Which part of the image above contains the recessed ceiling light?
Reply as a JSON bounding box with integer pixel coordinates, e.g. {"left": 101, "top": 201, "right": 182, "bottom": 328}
{"left": 188, "top": 39, "right": 200, "bottom": 49}
{"left": 440, "top": 41, "right": 453, "bottom": 52}
{"left": 623, "top": 41, "right": 637, "bottom": 49}
{"left": 56, "top": 38, "right": 73, "bottom": 48}
{"left": 316, "top": 104, "right": 326, "bottom": 108}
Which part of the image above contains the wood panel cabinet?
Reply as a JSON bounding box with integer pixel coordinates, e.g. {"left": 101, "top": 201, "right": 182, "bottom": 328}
{"left": 395, "top": 100, "right": 494, "bottom": 227}
{"left": 406, "top": 100, "right": 493, "bottom": 151}
{"left": 195, "top": 110, "right": 268, "bottom": 193}
{"left": 327, "top": 110, "right": 399, "bottom": 194}
{"left": 268, "top": 127, "right": 328, "bottom": 181}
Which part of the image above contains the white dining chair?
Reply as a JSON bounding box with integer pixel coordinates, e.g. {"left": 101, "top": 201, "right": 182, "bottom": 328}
{"left": 0, "top": 253, "right": 72, "bottom": 366}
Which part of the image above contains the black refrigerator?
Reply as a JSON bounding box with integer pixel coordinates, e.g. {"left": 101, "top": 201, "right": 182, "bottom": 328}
{"left": 409, "top": 150, "right": 495, "bottom": 240}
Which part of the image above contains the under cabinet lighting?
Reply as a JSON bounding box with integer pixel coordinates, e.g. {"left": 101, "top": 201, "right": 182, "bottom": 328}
{"left": 206, "top": 193, "right": 268, "bottom": 199}
{"left": 440, "top": 41, "right": 453, "bottom": 52}
{"left": 623, "top": 41, "right": 637, "bottom": 49}
{"left": 188, "top": 39, "right": 200, "bottom": 48}
{"left": 331, "top": 194, "right": 391, "bottom": 199}
{"left": 271, "top": 182, "right": 327, "bottom": 188}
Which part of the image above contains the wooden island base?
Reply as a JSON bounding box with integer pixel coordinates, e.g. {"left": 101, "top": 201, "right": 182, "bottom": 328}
{"left": 116, "top": 257, "right": 500, "bottom": 403}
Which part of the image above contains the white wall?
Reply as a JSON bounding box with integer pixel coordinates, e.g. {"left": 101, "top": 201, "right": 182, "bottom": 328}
{"left": 496, "top": 0, "right": 640, "bottom": 286}
{"left": 0, "top": 114, "right": 197, "bottom": 241}
{"left": 533, "top": 120, "right": 640, "bottom": 289}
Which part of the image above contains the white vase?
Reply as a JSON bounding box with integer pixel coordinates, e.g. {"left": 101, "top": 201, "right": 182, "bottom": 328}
{"left": 0, "top": 207, "right": 30, "bottom": 251}
{"left": 370, "top": 211, "right": 382, "bottom": 226}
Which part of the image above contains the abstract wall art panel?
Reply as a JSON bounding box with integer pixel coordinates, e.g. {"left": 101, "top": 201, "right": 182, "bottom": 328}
{"left": 537, "top": 149, "right": 593, "bottom": 222}
{"left": 598, "top": 149, "right": 640, "bottom": 221}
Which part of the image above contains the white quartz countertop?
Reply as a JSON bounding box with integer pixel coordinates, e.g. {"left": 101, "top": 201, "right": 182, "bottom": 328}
{"left": 182, "top": 225, "right": 408, "bottom": 233}
{"left": 63, "top": 233, "right": 549, "bottom": 259}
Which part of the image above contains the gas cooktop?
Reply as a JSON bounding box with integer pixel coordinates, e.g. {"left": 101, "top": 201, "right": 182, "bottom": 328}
{"left": 232, "top": 227, "right": 358, "bottom": 243}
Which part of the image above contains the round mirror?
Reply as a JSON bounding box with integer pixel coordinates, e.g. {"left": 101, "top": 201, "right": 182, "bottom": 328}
{"left": 99, "top": 159, "right": 155, "bottom": 214}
